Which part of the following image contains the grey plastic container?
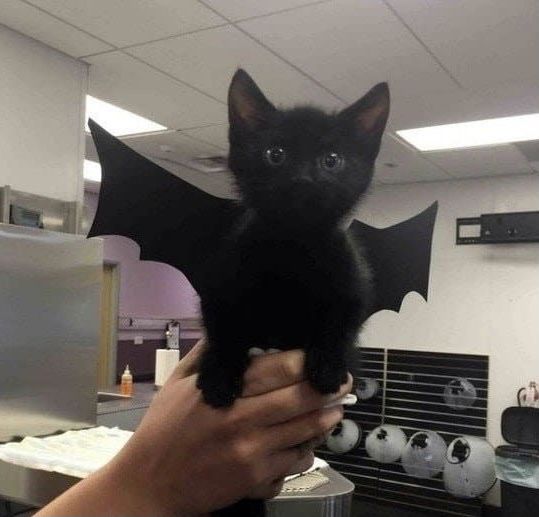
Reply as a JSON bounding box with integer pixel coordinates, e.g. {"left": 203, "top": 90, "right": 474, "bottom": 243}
{"left": 496, "top": 407, "right": 539, "bottom": 517}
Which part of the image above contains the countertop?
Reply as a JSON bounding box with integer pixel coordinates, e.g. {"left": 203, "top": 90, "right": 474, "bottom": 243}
{"left": 97, "top": 382, "right": 156, "bottom": 415}
{"left": 0, "top": 460, "right": 353, "bottom": 509}
{"left": 3, "top": 383, "right": 355, "bottom": 509}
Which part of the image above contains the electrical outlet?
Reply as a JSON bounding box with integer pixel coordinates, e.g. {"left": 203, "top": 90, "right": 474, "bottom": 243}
{"left": 134, "top": 336, "right": 143, "bottom": 345}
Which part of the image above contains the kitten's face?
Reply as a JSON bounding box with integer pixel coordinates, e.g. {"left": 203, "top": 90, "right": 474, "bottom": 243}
{"left": 228, "top": 70, "right": 390, "bottom": 228}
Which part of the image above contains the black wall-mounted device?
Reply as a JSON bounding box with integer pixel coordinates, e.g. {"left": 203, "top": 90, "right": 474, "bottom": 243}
{"left": 456, "top": 211, "right": 539, "bottom": 244}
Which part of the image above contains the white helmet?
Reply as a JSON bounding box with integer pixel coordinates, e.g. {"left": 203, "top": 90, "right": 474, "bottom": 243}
{"left": 365, "top": 425, "right": 407, "bottom": 464}
{"left": 326, "top": 419, "right": 362, "bottom": 454}
{"left": 443, "top": 378, "right": 477, "bottom": 410}
{"left": 356, "top": 378, "right": 380, "bottom": 401}
{"left": 443, "top": 436, "right": 496, "bottom": 498}
{"left": 402, "top": 431, "right": 447, "bottom": 479}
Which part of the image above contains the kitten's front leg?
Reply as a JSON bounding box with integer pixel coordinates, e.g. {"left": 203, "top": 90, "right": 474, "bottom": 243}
{"left": 196, "top": 298, "right": 251, "bottom": 407}
{"left": 306, "top": 302, "right": 362, "bottom": 394}
{"left": 196, "top": 340, "right": 250, "bottom": 408}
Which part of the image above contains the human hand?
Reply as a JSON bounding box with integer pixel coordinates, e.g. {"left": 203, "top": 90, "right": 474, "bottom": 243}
{"left": 108, "top": 340, "right": 352, "bottom": 516}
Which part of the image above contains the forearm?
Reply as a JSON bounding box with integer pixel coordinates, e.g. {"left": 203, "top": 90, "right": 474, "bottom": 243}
{"left": 35, "top": 459, "right": 186, "bottom": 517}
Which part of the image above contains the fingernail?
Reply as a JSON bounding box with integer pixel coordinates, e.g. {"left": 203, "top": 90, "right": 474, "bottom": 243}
{"left": 248, "top": 347, "right": 264, "bottom": 357}
{"left": 323, "top": 394, "right": 356, "bottom": 409}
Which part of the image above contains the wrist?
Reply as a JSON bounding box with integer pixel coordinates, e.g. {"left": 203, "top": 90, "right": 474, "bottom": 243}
{"left": 102, "top": 452, "right": 177, "bottom": 517}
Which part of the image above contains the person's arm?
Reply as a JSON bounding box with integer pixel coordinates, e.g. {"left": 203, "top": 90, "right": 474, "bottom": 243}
{"left": 36, "top": 342, "right": 351, "bottom": 517}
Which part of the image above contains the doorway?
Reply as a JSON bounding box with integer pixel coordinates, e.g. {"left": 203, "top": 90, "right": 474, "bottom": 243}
{"left": 97, "top": 262, "right": 120, "bottom": 390}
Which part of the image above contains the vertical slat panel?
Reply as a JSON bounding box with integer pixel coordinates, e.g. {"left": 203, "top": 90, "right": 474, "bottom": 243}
{"left": 319, "top": 348, "right": 489, "bottom": 516}
{"left": 318, "top": 348, "right": 385, "bottom": 499}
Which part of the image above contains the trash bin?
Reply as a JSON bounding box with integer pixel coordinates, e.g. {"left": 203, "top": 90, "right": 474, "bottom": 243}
{"left": 495, "top": 407, "right": 539, "bottom": 517}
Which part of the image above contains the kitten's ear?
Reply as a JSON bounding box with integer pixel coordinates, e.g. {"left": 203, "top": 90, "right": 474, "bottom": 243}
{"left": 339, "top": 82, "right": 390, "bottom": 158}
{"left": 228, "top": 69, "right": 276, "bottom": 132}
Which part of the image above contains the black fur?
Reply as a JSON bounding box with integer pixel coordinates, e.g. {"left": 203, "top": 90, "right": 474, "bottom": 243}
{"left": 197, "top": 69, "right": 389, "bottom": 515}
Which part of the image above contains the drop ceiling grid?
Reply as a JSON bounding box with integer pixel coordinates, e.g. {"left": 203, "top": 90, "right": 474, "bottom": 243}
{"left": 181, "top": 124, "right": 229, "bottom": 151}
{"left": 375, "top": 136, "right": 452, "bottom": 184}
{"left": 126, "top": 24, "right": 343, "bottom": 110}
{"left": 424, "top": 144, "right": 534, "bottom": 180}
{"left": 235, "top": 0, "right": 461, "bottom": 104}
{"left": 118, "top": 0, "right": 466, "bottom": 184}
{"left": 7, "top": 0, "right": 535, "bottom": 183}
{"left": 0, "top": 0, "right": 112, "bottom": 57}
{"left": 13, "top": 0, "right": 466, "bottom": 129}
{"left": 122, "top": 130, "right": 225, "bottom": 158}
{"left": 10, "top": 0, "right": 338, "bottom": 59}
{"left": 201, "top": 0, "right": 335, "bottom": 22}
{"left": 385, "top": 0, "right": 539, "bottom": 92}
{"left": 85, "top": 52, "right": 228, "bottom": 130}
{"left": 25, "top": 0, "right": 226, "bottom": 48}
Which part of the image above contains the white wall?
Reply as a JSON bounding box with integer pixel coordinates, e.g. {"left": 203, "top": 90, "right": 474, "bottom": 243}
{"left": 356, "top": 173, "right": 539, "bottom": 504}
{"left": 0, "top": 25, "right": 87, "bottom": 203}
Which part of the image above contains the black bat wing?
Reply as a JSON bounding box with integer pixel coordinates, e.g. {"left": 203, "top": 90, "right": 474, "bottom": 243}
{"left": 87, "top": 119, "right": 243, "bottom": 295}
{"left": 348, "top": 202, "right": 438, "bottom": 318}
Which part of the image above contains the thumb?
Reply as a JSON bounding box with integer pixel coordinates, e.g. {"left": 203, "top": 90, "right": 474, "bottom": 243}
{"left": 171, "top": 338, "right": 206, "bottom": 380}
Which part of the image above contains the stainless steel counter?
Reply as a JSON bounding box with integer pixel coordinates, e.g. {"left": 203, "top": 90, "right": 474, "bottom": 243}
{"left": 0, "top": 383, "right": 156, "bottom": 505}
{"left": 97, "top": 383, "right": 155, "bottom": 431}
{"left": 0, "top": 460, "right": 353, "bottom": 516}
{"left": 0, "top": 461, "right": 76, "bottom": 507}
{"left": 2, "top": 384, "right": 354, "bottom": 515}
{"left": 97, "top": 383, "right": 155, "bottom": 415}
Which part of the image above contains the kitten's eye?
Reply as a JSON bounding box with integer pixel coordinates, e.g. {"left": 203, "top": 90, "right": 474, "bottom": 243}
{"left": 320, "top": 152, "right": 344, "bottom": 172}
{"left": 264, "top": 146, "right": 286, "bottom": 167}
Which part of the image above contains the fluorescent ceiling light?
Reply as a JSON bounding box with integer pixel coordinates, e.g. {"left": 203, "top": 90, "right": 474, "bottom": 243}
{"left": 85, "top": 95, "right": 166, "bottom": 136}
{"left": 84, "top": 159, "right": 101, "bottom": 182}
{"left": 397, "top": 113, "right": 539, "bottom": 151}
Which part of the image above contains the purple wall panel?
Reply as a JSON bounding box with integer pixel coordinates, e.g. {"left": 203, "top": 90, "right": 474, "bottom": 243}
{"left": 85, "top": 191, "right": 200, "bottom": 319}
{"left": 116, "top": 338, "right": 201, "bottom": 381}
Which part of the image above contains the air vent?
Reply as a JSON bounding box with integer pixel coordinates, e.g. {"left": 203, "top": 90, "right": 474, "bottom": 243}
{"left": 188, "top": 155, "right": 229, "bottom": 173}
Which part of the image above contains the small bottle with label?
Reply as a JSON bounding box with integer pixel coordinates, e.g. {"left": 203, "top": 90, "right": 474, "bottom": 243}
{"left": 120, "top": 365, "right": 133, "bottom": 397}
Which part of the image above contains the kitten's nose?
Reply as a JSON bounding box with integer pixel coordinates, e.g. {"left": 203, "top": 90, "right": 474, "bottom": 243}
{"left": 293, "top": 164, "right": 318, "bottom": 185}
{"left": 291, "top": 177, "right": 314, "bottom": 186}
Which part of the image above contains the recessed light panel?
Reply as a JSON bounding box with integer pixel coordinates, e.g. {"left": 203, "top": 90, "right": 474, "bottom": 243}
{"left": 83, "top": 159, "right": 101, "bottom": 182}
{"left": 85, "top": 95, "right": 166, "bottom": 136}
{"left": 397, "top": 113, "right": 539, "bottom": 151}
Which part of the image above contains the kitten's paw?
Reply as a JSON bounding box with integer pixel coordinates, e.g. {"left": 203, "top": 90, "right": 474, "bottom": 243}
{"left": 306, "top": 357, "right": 348, "bottom": 395}
{"left": 196, "top": 368, "right": 242, "bottom": 408}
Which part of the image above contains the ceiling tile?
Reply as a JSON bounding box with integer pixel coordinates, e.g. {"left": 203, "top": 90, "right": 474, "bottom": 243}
{"left": 128, "top": 25, "right": 343, "bottom": 109}
{"left": 27, "top": 0, "right": 225, "bottom": 48}
{"left": 202, "top": 0, "right": 329, "bottom": 22}
{"left": 238, "top": 0, "right": 458, "bottom": 105}
{"left": 86, "top": 52, "right": 226, "bottom": 129}
{"left": 375, "top": 135, "right": 450, "bottom": 184}
{"left": 121, "top": 130, "right": 225, "bottom": 162}
{"left": 391, "top": 82, "right": 539, "bottom": 136}
{"left": 85, "top": 131, "right": 234, "bottom": 196}
{"left": 426, "top": 145, "right": 533, "bottom": 179}
{"left": 387, "top": 0, "right": 539, "bottom": 91}
{"left": 0, "top": 0, "right": 112, "bottom": 57}
{"left": 182, "top": 124, "right": 229, "bottom": 150}
{"left": 515, "top": 141, "right": 539, "bottom": 163}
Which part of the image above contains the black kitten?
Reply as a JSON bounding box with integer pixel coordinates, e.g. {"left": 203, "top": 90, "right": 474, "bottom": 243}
{"left": 196, "top": 69, "right": 389, "bottom": 514}
{"left": 197, "top": 69, "right": 389, "bottom": 406}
